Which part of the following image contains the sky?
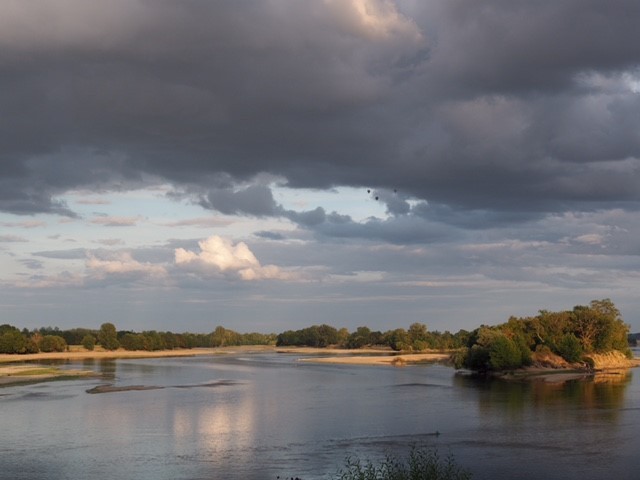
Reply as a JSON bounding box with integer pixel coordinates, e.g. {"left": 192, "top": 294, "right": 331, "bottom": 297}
{"left": 1, "top": 0, "right": 640, "bottom": 334}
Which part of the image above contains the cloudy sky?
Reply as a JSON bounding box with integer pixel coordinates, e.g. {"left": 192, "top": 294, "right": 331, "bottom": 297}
{"left": 2, "top": 0, "right": 640, "bottom": 334}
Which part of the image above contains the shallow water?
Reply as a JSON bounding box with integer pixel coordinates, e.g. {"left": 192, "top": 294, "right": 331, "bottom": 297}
{"left": 1, "top": 353, "right": 639, "bottom": 479}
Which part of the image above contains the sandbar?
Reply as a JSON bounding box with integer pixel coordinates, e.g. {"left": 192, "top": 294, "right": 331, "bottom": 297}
{"left": 0, "top": 365, "right": 95, "bottom": 386}
{"left": 297, "top": 352, "right": 451, "bottom": 365}
{"left": 0, "top": 346, "right": 247, "bottom": 364}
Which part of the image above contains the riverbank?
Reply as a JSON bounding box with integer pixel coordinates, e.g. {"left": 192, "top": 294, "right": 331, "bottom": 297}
{"left": 486, "top": 350, "right": 640, "bottom": 383}
{"left": 0, "top": 346, "right": 273, "bottom": 387}
{"left": 297, "top": 352, "right": 451, "bottom": 365}
{"left": 0, "top": 345, "right": 277, "bottom": 365}
{"left": 1, "top": 345, "right": 637, "bottom": 386}
{"left": 0, "top": 365, "right": 96, "bottom": 387}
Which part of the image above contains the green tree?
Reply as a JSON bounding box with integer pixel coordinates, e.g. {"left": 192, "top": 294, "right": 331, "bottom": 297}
{"left": 347, "top": 326, "right": 372, "bottom": 349}
{"left": 488, "top": 335, "right": 522, "bottom": 370}
{"left": 39, "top": 335, "right": 67, "bottom": 352}
{"left": 98, "top": 322, "right": 120, "bottom": 351}
{"left": 459, "top": 327, "right": 528, "bottom": 372}
{"left": 385, "top": 328, "right": 411, "bottom": 351}
{"left": 408, "top": 322, "right": 429, "bottom": 351}
{"left": 81, "top": 334, "right": 96, "bottom": 351}
{"left": 0, "top": 328, "right": 28, "bottom": 354}
{"left": 120, "top": 333, "right": 146, "bottom": 351}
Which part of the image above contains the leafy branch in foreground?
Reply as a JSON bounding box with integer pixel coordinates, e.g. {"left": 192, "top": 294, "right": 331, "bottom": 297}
{"left": 336, "top": 446, "right": 471, "bottom": 480}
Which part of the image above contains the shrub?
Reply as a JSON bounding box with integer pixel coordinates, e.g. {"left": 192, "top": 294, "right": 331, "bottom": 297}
{"left": 336, "top": 446, "right": 471, "bottom": 480}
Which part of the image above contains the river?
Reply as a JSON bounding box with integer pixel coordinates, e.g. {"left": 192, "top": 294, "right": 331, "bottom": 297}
{"left": 1, "top": 351, "right": 639, "bottom": 479}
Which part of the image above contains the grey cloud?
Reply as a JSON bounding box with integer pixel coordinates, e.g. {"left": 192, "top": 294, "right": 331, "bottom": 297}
{"left": 199, "top": 185, "right": 280, "bottom": 217}
{"left": 0, "top": 235, "right": 28, "bottom": 243}
{"left": 420, "top": 0, "right": 640, "bottom": 96}
{"left": 32, "top": 248, "right": 87, "bottom": 259}
{"left": 254, "top": 231, "right": 287, "bottom": 241}
{"left": 20, "top": 259, "right": 44, "bottom": 270}
{"left": 284, "top": 207, "right": 327, "bottom": 227}
{"left": 0, "top": 0, "right": 639, "bottom": 224}
{"left": 94, "top": 238, "right": 125, "bottom": 246}
{"left": 90, "top": 216, "right": 142, "bottom": 227}
{"left": 312, "top": 213, "right": 455, "bottom": 245}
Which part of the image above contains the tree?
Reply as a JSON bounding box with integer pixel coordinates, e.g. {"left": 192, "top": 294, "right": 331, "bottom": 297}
{"left": 0, "top": 328, "right": 28, "bottom": 354}
{"left": 385, "top": 328, "right": 411, "bottom": 351}
{"left": 120, "top": 333, "right": 146, "bottom": 351}
{"left": 39, "top": 335, "right": 67, "bottom": 353}
{"left": 81, "top": 334, "right": 96, "bottom": 351}
{"left": 458, "top": 327, "right": 529, "bottom": 372}
{"left": 556, "top": 333, "right": 583, "bottom": 363}
{"left": 347, "top": 326, "right": 372, "bottom": 349}
{"left": 571, "top": 299, "right": 630, "bottom": 355}
{"left": 408, "top": 322, "right": 430, "bottom": 351}
{"left": 98, "top": 323, "right": 120, "bottom": 350}
{"left": 488, "top": 335, "right": 522, "bottom": 370}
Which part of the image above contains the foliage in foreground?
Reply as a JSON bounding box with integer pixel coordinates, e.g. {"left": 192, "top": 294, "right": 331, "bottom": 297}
{"left": 336, "top": 447, "right": 471, "bottom": 480}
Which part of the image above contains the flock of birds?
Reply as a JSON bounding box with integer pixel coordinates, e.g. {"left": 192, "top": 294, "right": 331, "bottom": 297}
{"left": 367, "top": 188, "right": 397, "bottom": 201}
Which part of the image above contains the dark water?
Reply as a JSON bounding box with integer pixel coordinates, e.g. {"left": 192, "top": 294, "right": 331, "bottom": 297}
{"left": 1, "top": 352, "right": 639, "bottom": 479}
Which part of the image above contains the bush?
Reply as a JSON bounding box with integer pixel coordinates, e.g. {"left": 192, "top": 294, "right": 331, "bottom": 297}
{"left": 39, "top": 335, "right": 67, "bottom": 352}
{"left": 336, "top": 446, "right": 471, "bottom": 480}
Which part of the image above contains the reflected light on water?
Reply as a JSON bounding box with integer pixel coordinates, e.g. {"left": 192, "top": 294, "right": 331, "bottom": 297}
{"left": 172, "top": 386, "right": 256, "bottom": 464}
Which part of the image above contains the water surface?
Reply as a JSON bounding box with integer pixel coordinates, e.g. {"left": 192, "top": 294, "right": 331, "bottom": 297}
{"left": 1, "top": 353, "right": 639, "bottom": 479}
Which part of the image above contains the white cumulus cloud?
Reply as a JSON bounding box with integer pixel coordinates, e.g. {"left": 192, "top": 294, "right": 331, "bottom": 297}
{"left": 175, "top": 235, "right": 296, "bottom": 281}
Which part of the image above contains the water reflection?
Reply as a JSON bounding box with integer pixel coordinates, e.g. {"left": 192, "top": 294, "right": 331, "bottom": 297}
{"left": 454, "top": 370, "right": 632, "bottom": 421}
{"left": 2, "top": 355, "right": 639, "bottom": 480}
{"left": 81, "top": 359, "right": 117, "bottom": 379}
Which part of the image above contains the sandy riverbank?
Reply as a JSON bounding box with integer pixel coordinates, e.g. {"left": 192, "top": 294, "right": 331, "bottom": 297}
{"left": 0, "top": 346, "right": 274, "bottom": 387}
{"left": 297, "top": 352, "right": 452, "bottom": 365}
{"left": 0, "top": 345, "right": 278, "bottom": 364}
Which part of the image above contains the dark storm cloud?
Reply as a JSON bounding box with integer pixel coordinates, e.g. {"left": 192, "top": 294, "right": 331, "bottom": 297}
{"left": 1, "top": 0, "right": 640, "bottom": 221}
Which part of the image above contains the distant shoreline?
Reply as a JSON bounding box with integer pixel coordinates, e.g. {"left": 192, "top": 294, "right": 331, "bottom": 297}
{"left": 0, "top": 345, "right": 441, "bottom": 364}
{"left": 1, "top": 346, "right": 637, "bottom": 388}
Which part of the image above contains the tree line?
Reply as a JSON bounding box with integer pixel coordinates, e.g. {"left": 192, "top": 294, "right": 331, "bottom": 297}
{"left": 0, "top": 323, "right": 275, "bottom": 354}
{"left": 275, "top": 323, "right": 470, "bottom": 351}
{"left": 1, "top": 299, "right": 634, "bottom": 362}
{"left": 454, "top": 299, "right": 632, "bottom": 372}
